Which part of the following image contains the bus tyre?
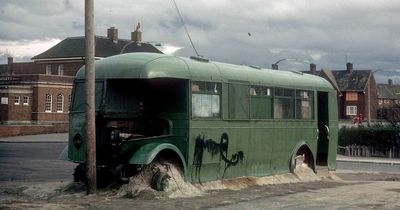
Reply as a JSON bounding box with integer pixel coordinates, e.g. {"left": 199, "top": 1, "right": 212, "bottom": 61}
{"left": 151, "top": 170, "right": 171, "bottom": 191}
{"left": 73, "top": 163, "right": 86, "bottom": 182}
{"left": 149, "top": 159, "right": 183, "bottom": 192}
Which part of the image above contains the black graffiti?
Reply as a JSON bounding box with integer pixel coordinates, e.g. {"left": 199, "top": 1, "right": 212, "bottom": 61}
{"left": 192, "top": 132, "right": 244, "bottom": 183}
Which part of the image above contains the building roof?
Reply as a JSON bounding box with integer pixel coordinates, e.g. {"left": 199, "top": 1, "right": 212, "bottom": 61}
{"left": 303, "top": 69, "right": 342, "bottom": 95}
{"left": 331, "top": 70, "right": 371, "bottom": 92}
{"left": 75, "top": 52, "right": 335, "bottom": 92}
{"left": 32, "top": 36, "right": 162, "bottom": 61}
{"left": 378, "top": 84, "right": 400, "bottom": 99}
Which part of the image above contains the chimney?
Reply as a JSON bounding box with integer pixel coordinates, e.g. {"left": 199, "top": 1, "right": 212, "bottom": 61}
{"left": 389, "top": 79, "right": 393, "bottom": 86}
{"left": 7, "top": 57, "right": 13, "bottom": 75}
{"left": 346, "top": 62, "right": 353, "bottom": 72}
{"left": 272, "top": 64, "right": 278, "bottom": 70}
{"left": 107, "top": 27, "right": 118, "bottom": 43}
{"left": 131, "top": 22, "right": 142, "bottom": 44}
{"left": 310, "top": 63, "right": 316, "bottom": 74}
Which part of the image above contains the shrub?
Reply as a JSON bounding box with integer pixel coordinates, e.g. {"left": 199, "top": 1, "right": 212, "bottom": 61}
{"left": 338, "top": 125, "right": 400, "bottom": 152}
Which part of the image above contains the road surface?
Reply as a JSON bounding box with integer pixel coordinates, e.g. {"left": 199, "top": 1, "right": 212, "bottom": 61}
{"left": 1, "top": 134, "right": 400, "bottom": 209}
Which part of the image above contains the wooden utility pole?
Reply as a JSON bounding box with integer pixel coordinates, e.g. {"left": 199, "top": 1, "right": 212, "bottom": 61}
{"left": 85, "top": 0, "right": 96, "bottom": 194}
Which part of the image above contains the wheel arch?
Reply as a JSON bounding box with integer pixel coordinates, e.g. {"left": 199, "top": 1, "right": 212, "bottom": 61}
{"left": 289, "top": 141, "right": 316, "bottom": 173}
{"left": 128, "top": 143, "right": 187, "bottom": 175}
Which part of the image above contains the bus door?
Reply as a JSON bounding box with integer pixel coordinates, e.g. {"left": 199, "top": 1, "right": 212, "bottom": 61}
{"left": 317, "top": 91, "right": 329, "bottom": 166}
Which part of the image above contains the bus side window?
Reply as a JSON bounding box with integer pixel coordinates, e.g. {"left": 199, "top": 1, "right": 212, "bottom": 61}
{"left": 228, "top": 83, "right": 250, "bottom": 119}
{"left": 192, "top": 81, "right": 221, "bottom": 118}
{"left": 274, "top": 88, "right": 294, "bottom": 119}
{"left": 295, "top": 90, "right": 314, "bottom": 119}
{"left": 250, "top": 86, "right": 272, "bottom": 119}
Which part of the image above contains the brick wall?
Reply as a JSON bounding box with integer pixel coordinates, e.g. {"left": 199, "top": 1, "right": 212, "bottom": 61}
{"left": 33, "top": 85, "right": 72, "bottom": 121}
{"left": 0, "top": 58, "right": 83, "bottom": 136}
{"left": 10, "top": 60, "right": 84, "bottom": 77}
{"left": 0, "top": 92, "right": 9, "bottom": 121}
{"left": 0, "top": 85, "right": 33, "bottom": 122}
{"left": 7, "top": 92, "right": 33, "bottom": 121}
{"left": 0, "top": 122, "right": 68, "bottom": 137}
{"left": 10, "top": 62, "right": 39, "bottom": 74}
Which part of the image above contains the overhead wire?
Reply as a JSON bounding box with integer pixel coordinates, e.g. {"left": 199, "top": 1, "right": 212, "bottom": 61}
{"left": 170, "top": 0, "right": 200, "bottom": 57}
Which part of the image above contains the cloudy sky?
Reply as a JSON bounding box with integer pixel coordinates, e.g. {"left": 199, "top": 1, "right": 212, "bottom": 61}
{"left": 1, "top": 0, "right": 399, "bottom": 83}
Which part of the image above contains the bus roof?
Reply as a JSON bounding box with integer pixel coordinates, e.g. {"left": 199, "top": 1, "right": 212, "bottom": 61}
{"left": 76, "top": 52, "right": 334, "bottom": 91}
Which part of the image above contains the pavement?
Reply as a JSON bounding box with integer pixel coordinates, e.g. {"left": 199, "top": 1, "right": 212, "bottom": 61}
{"left": 0, "top": 133, "right": 68, "bottom": 143}
{"left": 337, "top": 154, "right": 400, "bottom": 165}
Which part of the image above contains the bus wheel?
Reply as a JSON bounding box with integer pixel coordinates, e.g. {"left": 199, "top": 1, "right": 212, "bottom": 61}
{"left": 73, "top": 163, "right": 86, "bottom": 182}
{"left": 151, "top": 169, "right": 171, "bottom": 191}
{"left": 149, "top": 160, "right": 182, "bottom": 192}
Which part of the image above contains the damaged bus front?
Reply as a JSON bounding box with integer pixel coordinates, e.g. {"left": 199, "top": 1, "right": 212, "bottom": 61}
{"left": 62, "top": 54, "right": 191, "bottom": 190}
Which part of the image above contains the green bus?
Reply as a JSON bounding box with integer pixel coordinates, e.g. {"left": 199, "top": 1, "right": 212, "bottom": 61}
{"left": 61, "top": 52, "right": 338, "bottom": 190}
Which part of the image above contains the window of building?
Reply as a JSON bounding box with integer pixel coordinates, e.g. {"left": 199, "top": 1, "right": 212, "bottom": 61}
{"left": 14, "top": 96, "right": 20, "bottom": 105}
{"left": 23, "top": 96, "right": 29, "bottom": 105}
{"left": 1, "top": 97, "right": 8, "bottom": 105}
{"left": 58, "top": 64, "right": 64, "bottom": 76}
{"left": 346, "top": 92, "right": 358, "bottom": 101}
{"left": 46, "top": 65, "right": 51, "bottom": 75}
{"left": 346, "top": 106, "right": 357, "bottom": 116}
{"left": 192, "top": 81, "right": 221, "bottom": 118}
{"left": 68, "top": 94, "right": 72, "bottom": 110}
{"left": 45, "top": 94, "right": 52, "bottom": 112}
{"left": 56, "top": 94, "right": 64, "bottom": 112}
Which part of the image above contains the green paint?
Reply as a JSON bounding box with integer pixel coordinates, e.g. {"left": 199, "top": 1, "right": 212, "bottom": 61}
{"left": 66, "top": 52, "right": 338, "bottom": 183}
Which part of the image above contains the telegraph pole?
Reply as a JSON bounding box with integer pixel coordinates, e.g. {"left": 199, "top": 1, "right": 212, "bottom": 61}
{"left": 85, "top": 0, "right": 96, "bottom": 194}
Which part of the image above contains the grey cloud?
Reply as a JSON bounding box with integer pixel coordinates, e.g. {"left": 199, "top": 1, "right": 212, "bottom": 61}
{"left": 0, "top": 0, "right": 399, "bottom": 75}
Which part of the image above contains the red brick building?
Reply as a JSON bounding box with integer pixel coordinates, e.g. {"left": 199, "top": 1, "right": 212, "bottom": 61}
{"left": 331, "top": 63, "right": 378, "bottom": 123}
{"left": 305, "top": 63, "right": 378, "bottom": 123}
{"left": 0, "top": 26, "right": 162, "bottom": 136}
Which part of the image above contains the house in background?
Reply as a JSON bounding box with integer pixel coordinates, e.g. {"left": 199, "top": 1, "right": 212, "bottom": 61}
{"left": 377, "top": 79, "right": 400, "bottom": 121}
{"left": 0, "top": 24, "right": 162, "bottom": 136}
{"left": 331, "top": 63, "right": 378, "bottom": 123}
{"left": 306, "top": 63, "right": 342, "bottom": 97}
{"left": 305, "top": 62, "right": 378, "bottom": 123}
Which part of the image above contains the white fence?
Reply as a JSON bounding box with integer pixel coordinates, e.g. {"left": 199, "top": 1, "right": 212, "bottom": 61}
{"left": 338, "top": 145, "right": 400, "bottom": 158}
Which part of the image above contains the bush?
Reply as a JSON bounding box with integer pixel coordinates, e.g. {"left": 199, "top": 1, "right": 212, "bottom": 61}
{"left": 338, "top": 125, "right": 400, "bottom": 152}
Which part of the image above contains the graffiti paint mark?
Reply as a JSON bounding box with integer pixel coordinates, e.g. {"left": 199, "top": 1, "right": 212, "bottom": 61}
{"left": 192, "top": 132, "right": 244, "bottom": 183}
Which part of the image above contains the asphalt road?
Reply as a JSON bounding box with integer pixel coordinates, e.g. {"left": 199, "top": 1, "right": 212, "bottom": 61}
{"left": 0, "top": 136, "right": 400, "bottom": 183}
{"left": 0, "top": 142, "right": 76, "bottom": 182}
{"left": 1, "top": 134, "right": 400, "bottom": 209}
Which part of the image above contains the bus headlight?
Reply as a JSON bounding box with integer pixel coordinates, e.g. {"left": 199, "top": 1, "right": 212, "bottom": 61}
{"left": 110, "top": 129, "right": 121, "bottom": 146}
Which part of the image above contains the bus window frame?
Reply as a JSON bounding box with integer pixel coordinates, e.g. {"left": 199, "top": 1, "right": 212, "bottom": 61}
{"left": 274, "top": 88, "right": 295, "bottom": 119}
{"left": 250, "top": 85, "right": 273, "bottom": 120}
{"left": 295, "top": 89, "right": 314, "bottom": 120}
{"left": 191, "top": 81, "right": 222, "bottom": 119}
{"left": 71, "top": 79, "right": 105, "bottom": 113}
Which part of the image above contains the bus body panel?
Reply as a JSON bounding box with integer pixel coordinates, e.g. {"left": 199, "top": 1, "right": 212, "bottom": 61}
{"left": 67, "top": 52, "right": 338, "bottom": 184}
